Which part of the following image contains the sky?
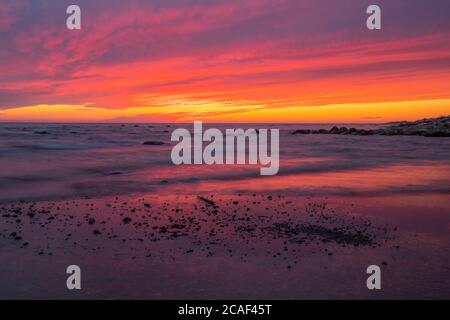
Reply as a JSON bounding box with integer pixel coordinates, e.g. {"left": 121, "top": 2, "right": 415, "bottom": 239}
{"left": 0, "top": 0, "right": 449, "bottom": 123}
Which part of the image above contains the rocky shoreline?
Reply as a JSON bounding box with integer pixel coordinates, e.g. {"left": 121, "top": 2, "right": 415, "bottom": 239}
{"left": 292, "top": 116, "right": 450, "bottom": 137}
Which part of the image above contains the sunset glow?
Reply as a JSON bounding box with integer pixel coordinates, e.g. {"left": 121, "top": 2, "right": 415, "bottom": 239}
{"left": 1, "top": 0, "right": 449, "bottom": 123}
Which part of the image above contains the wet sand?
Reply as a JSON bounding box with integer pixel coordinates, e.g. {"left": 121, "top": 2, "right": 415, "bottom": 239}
{"left": 1, "top": 192, "right": 449, "bottom": 299}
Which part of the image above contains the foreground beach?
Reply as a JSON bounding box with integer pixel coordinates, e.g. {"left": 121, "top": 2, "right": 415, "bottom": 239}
{"left": 1, "top": 192, "right": 449, "bottom": 299}
{"left": 0, "top": 123, "right": 449, "bottom": 299}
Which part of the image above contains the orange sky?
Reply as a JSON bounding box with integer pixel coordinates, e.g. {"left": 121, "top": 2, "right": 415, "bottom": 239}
{"left": 0, "top": 0, "right": 449, "bottom": 123}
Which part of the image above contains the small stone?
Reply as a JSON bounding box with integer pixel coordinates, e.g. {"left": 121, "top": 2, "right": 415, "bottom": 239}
{"left": 123, "top": 217, "right": 132, "bottom": 224}
{"left": 143, "top": 141, "right": 165, "bottom": 146}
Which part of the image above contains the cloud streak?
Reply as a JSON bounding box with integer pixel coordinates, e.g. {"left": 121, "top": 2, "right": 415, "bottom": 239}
{"left": 1, "top": 0, "right": 450, "bottom": 122}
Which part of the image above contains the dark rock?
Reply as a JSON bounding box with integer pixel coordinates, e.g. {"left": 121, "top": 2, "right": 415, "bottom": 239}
{"left": 143, "top": 141, "right": 165, "bottom": 146}
{"left": 291, "top": 129, "right": 311, "bottom": 135}
{"left": 357, "top": 129, "right": 374, "bottom": 136}
{"left": 329, "top": 126, "right": 340, "bottom": 134}
{"left": 123, "top": 217, "right": 132, "bottom": 224}
{"left": 108, "top": 172, "right": 123, "bottom": 176}
{"left": 338, "top": 127, "right": 349, "bottom": 134}
{"left": 197, "top": 196, "right": 216, "bottom": 207}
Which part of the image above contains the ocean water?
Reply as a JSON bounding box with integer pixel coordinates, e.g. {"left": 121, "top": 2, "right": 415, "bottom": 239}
{"left": 0, "top": 123, "right": 449, "bottom": 202}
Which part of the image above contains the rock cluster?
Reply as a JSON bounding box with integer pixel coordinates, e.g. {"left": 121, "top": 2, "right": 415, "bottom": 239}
{"left": 292, "top": 116, "right": 450, "bottom": 137}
